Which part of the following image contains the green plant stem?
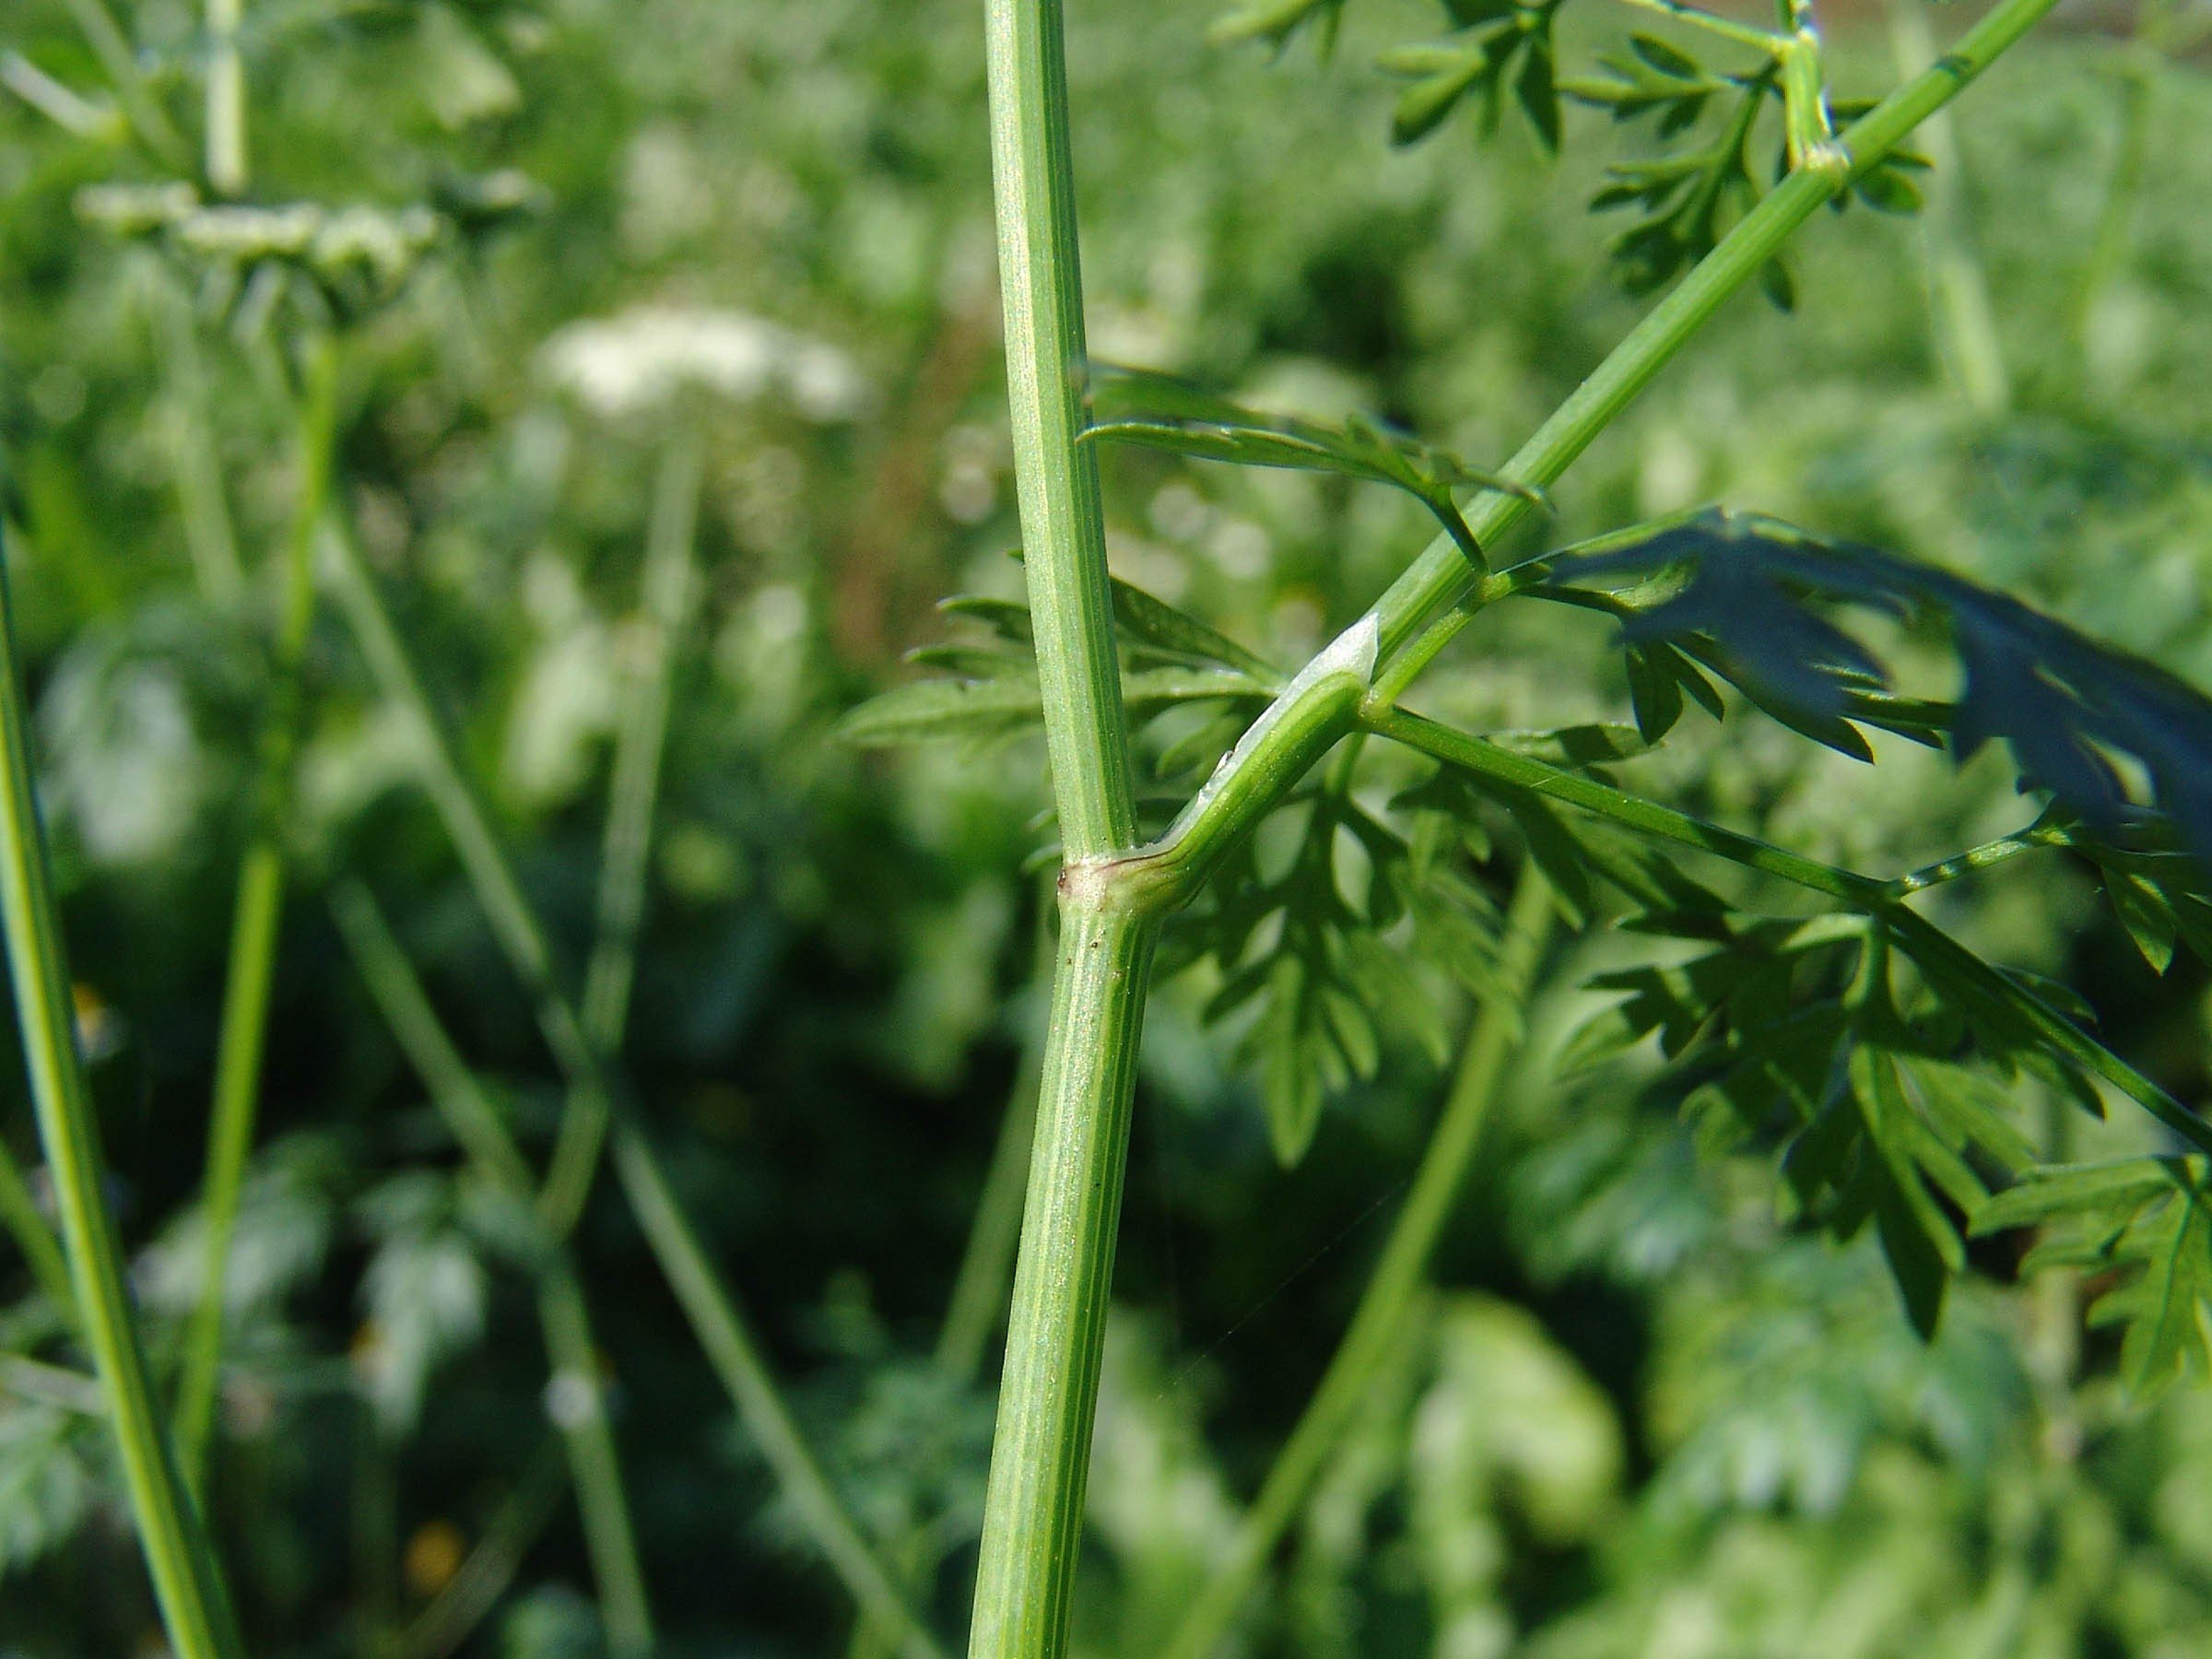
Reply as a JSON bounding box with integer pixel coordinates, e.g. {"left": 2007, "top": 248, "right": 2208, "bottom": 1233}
{"left": 1890, "top": 824, "right": 2069, "bottom": 894}
{"left": 326, "top": 877, "right": 654, "bottom": 1656}
{"left": 1611, "top": 0, "right": 1784, "bottom": 58}
{"left": 205, "top": 0, "right": 247, "bottom": 195}
{"left": 1160, "top": 867, "right": 1555, "bottom": 1659}
{"left": 156, "top": 283, "right": 248, "bottom": 607}
{"left": 322, "top": 507, "right": 944, "bottom": 1654}
{"left": 1362, "top": 0, "right": 2065, "bottom": 704}
{"left": 967, "top": 900, "right": 1159, "bottom": 1659}
{"left": 541, "top": 433, "right": 703, "bottom": 1234}
{"left": 987, "top": 0, "right": 1136, "bottom": 861}
{"left": 175, "top": 335, "right": 340, "bottom": 1487}
{"left": 0, "top": 1132, "right": 76, "bottom": 1319}
{"left": 0, "top": 537, "right": 243, "bottom": 1659}
{"left": 609, "top": 1124, "right": 951, "bottom": 1659}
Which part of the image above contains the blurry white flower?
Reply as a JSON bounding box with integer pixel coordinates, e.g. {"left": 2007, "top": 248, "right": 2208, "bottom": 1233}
{"left": 540, "top": 305, "right": 869, "bottom": 421}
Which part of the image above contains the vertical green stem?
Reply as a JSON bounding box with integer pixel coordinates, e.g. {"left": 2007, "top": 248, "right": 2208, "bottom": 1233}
{"left": 973, "top": 3, "right": 1162, "bottom": 1651}
{"left": 175, "top": 335, "right": 340, "bottom": 1486}
{"left": 987, "top": 0, "right": 1135, "bottom": 861}
{"left": 0, "top": 536, "right": 243, "bottom": 1658}
{"left": 205, "top": 0, "right": 247, "bottom": 195}
{"left": 1159, "top": 869, "right": 1553, "bottom": 1659}
{"left": 968, "top": 900, "right": 1158, "bottom": 1658}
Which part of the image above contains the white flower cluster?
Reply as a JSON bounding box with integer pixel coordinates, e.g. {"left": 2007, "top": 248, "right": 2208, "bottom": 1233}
{"left": 539, "top": 305, "right": 869, "bottom": 421}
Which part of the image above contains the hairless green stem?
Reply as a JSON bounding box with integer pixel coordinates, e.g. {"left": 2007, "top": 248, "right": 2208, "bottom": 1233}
{"left": 322, "top": 509, "right": 944, "bottom": 1654}
{"left": 0, "top": 536, "right": 244, "bottom": 1659}
{"left": 1364, "top": 0, "right": 2065, "bottom": 706}
{"left": 176, "top": 335, "right": 340, "bottom": 1487}
{"left": 967, "top": 0, "right": 1186, "bottom": 1652}
{"left": 1160, "top": 866, "right": 1555, "bottom": 1659}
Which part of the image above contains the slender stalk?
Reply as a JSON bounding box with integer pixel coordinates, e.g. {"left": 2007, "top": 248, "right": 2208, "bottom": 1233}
{"left": 1363, "top": 0, "right": 2066, "bottom": 703}
{"left": 327, "top": 877, "right": 655, "bottom": 1657}
{"left": 156, "top": 283, "right": 249, "bottom": 608}
{"left": 175, "top": 335, "right": 340, "bottom": 1485}
{"left": 205, "top": 0, "right": 248, "bottom": 195}
{"left": 1363, "top": 706, "right": 1888, "bottom": 907}
{"left": 986, "top": 0, "right": 1136, "bottom": 861}
{"left": 541, "top": 434, "right": 704, "bottom": 1233}
{"left": 0, "top": 535, "right": 243, "bottom": 1658}
{"left": 322, "top": 506, "right": 943, "bottom": 1653}
{"left": 1161, "top": 868, "right": 1554, "bottom": 1659}
{"left": 967, "top": 900, "right": 1158, "bottom": 1657}
{"left": 969, "top": 2, "right": 1192, "bottom": 1652}
{"left": 0, "top": 1131, "right": 77, "bottom": 1319}
{"left": 610, "top": 1124, "right": 951, "bottom": 1659}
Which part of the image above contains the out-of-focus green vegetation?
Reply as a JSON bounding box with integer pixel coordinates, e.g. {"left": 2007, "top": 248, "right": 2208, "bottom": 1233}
{"left": 2, "top": 0, "right": 2212, "bottom": 1653}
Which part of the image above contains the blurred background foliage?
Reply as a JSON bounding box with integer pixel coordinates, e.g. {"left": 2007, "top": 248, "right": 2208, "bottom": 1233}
{"left": 2, "top": 0, "right": 2212, "bottom": 1653}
